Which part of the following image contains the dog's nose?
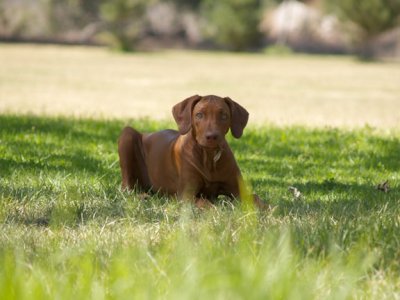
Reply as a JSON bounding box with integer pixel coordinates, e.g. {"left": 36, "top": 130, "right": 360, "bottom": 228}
{"left": 206, "top": 132, "right": 220, "bottom": 141}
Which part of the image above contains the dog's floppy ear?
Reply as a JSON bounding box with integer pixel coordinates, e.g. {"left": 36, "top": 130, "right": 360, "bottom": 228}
{"left": 224, "top": 97, "right": 249, "bottom": 138}
{"left": 172, "top": 95, "right": 202, "bottom": 134}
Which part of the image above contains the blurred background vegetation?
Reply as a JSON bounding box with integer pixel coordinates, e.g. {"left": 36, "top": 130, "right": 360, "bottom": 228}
{"left": 0, "top": 0, "right": 399, "bottom": 58}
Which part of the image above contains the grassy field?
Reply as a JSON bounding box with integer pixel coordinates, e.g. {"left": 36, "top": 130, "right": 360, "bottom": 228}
{"left": 1, "top": 44, "right": 400, "bottom": 128}
{"left": 1, "top": 44, "right": 400, "bottom": 298}
{"left": 1, "top": 114, "right": 399, "bottom": 299}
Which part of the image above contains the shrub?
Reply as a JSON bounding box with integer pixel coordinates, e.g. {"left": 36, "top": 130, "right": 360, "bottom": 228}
{"left": 0, "top": 0, "right": 45, "bottom": 39}
{"left": 100, "top": 0, "right": 147, "bottom": 51}
{"left": 325, "top": 0, "right": 400, "bottom": 58}
{"left": 201, "top": 0, "right": 263, "bottom": 51}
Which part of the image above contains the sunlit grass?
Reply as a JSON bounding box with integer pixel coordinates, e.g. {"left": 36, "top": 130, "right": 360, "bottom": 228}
{"left": 0, "top": 44, "right": 399, "bottom": 127}
{"left": 0, "top": 114, "right": 399, "bottom": 299}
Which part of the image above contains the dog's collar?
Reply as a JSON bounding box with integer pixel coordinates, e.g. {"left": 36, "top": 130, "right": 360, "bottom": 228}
{"left": 198, "top": 145, "right": 224, "bottom": 173}
{"left": 213, "top": 148, "right": 222, "bottom": 163}
{"left": 186, "top": 146, "right": 224, "bottom": 182}
{"left": 198, "top": 145, "right": 223, "bottom": 162}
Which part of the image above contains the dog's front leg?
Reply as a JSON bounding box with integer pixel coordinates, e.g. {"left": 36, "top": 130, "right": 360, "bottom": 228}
{"left": 194, "top": 197, "right": 214, "bottom": 209}
{"left": 177, "top": 178, "right": 213, "bottom": 208}
{"left": 225, "top": 176, "right": 268, "bottom": 210}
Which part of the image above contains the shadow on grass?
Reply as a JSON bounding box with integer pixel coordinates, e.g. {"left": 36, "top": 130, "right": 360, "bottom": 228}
{"left": 231, "top": 126, "right": 399, "bottom": 221}
{"left": 0, "top": 145, "right": 106, "bottom": 175}
{"left": 1, "top": 114, "right": 399, "bottom": 211}
{"left": 0, "top": 114, "right": 122, "bottom": 142}
{"left": 0, "top": 115, "right": 121, "bottom": 176}
{"left": 234, "top": 126, "right": 400, "bottom": 171}
{"left": 0, "top": 115, "right": 175, "bottom": 175}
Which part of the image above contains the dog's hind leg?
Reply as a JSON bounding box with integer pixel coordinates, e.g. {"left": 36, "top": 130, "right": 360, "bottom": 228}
{"left": 118, "top": 127, "right": 151, "bottom": 191}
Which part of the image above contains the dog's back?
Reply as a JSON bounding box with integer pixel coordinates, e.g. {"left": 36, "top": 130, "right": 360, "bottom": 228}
{"left": 142, "top": 129, "right": 181, "bottom": 194}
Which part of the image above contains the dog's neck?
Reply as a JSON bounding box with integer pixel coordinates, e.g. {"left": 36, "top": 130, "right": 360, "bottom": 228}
{"left": 182, "top": 133, "right": 225, "bottom": 179}
{"left": 200, "top": 146, "right": 223, "bottom": 172}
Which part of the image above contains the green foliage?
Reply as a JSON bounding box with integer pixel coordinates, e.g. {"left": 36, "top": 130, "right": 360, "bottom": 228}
{"left": 162, "top": 0, "right": 204, "bottom": 9}
{"left": 328, "top": 0, "right": 400, "bottom": 36}
{"left": 263, "top": 44, "right": 293, "bottom": 55}
{"left": 201, "top": 0, "right": 263, "bottom": 51}
{"left": 325, "top": 0, "right": 400, "bottom": 58}
{"left": 0, "top": 115, "right": 400, "bottom": 298}
{"left": 0, "top": 0, "right": 40, "bottom": 38}
{"left": 100, "top": 0, "right": 147, "bottom": 51}
{"left": 44, "top": 0, "right": 97, "bottom": 34}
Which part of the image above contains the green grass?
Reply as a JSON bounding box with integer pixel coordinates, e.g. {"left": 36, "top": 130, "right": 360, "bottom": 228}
{"left": 1, "top": 114, "right": 399, "bottom": 299}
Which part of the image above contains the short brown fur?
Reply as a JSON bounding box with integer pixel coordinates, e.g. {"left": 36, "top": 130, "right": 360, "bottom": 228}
{"left": 118, "top": 95, "right": 264, "bottom": 208}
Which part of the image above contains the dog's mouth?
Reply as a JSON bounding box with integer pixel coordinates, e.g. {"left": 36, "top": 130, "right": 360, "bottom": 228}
{"left": 198, "top": 138, "right": 222, "bottom": 149}
{"left": 197, "top": 131, "right": 224, "bottom": 149}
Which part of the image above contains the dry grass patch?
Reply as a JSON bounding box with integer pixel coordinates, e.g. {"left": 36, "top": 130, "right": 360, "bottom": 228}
{"left": 0, "top": 44, "right": 399, "bottom": 127}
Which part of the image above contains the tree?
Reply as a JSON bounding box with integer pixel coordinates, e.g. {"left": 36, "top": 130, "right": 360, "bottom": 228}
{"left": 201, "top": 0, "right": 263, "bottom": 51}
{"left": 162, "top": 0, "right": 203, "bottom": 10}
{"left": 326, "top": 0, "right": 400, "bottom": 58}
{"left": 100, "top": 0, "right": 147, "bottom": 51}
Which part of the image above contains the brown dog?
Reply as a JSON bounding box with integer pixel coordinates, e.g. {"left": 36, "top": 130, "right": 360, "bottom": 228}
{"left": 118, "top": 95, "right": 263, "bottom": 207}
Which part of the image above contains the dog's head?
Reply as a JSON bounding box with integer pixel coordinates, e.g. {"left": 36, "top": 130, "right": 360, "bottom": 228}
{"left": 172, "top": 95, "right": 249, "bottom": 149}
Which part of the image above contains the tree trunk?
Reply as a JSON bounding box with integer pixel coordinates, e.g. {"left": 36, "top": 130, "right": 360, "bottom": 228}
{"left": 358, "top": 35, "right": 376, "bottom": 60}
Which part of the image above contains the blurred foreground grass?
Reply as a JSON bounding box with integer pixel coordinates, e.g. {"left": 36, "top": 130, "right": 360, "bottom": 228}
{"left": 0, "top": 115, "right": 399, "bottom": 299}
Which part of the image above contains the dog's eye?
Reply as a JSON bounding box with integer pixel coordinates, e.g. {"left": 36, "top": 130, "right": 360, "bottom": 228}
{"left": 221, "top": 113, "right": 228, "bottom": 121}
{"left": 195, "top": 112, "right": 204, "bottom": 119}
